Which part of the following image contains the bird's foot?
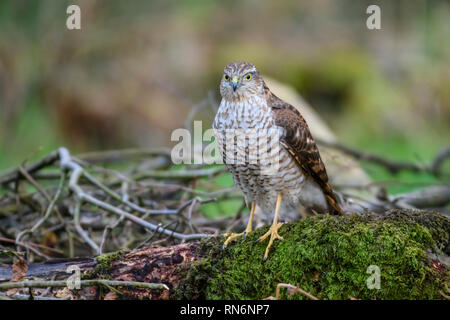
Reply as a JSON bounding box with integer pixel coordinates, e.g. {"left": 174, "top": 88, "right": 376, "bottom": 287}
{"left": 222, "top": 232, "right": 244, "bottom": 250}
{"left": 255, "top": 222, "right": 284, "bottom": 261}
{"left": 222, "top": 224, "right": 252, "bottom": 249}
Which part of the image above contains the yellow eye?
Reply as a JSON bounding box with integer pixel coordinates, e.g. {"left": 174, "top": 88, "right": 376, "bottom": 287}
{"left": 224, "top": 74, "right": 230, "bottom": 81}
{"left": 244, "top": 73, "right": 252, "bottom": 81}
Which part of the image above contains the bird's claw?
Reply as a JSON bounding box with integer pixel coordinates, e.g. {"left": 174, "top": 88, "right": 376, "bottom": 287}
{"left": 255, "top": 222, "right": 284, "bottom": 260}
{"left": 222, "top": 232, "right": 246, "bottom": 249}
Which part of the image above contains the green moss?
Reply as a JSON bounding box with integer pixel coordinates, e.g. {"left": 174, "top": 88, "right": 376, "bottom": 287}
{"left": 178, "top": 210, "right": 449, "bottom": 300}
{"left": 83, "top": 250, "right": 125, "bottom": 279}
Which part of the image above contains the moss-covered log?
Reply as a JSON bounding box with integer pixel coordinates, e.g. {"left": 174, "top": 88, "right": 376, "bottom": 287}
{"left": 177, "top": 209, "right": 449, "bottom": 300}
{"left": 0, "top": 209, "right": 448, "bottom": 300}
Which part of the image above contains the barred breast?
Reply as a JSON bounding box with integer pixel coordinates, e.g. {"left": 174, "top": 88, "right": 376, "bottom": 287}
{"left": 213, "top": 96, "right": 318, "bottom": 215}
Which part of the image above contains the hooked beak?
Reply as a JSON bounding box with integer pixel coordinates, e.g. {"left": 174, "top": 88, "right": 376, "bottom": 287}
{"left": 231, "top": 76, "right": 238, "bottom": 91}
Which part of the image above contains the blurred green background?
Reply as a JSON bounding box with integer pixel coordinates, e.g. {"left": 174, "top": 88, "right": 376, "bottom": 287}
{"left": 0, "top": 0, "right": 449, "bottom": 194}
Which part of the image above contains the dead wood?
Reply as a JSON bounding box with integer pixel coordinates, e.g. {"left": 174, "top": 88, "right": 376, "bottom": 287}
{"left": 0, "top": 242, "right": 199, "bottom": 300}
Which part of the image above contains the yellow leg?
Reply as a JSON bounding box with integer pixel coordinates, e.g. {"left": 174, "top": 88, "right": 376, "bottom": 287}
{"left": 255, "top": 194, "right": 284, "bottom": 260}
{"left": 223, "top": 202, "right": 256, "bottom": 249}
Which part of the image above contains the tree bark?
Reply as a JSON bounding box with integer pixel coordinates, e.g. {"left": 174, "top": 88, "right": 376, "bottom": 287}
{"left": 0, "top": 242, "right": 200, "bottom": 300}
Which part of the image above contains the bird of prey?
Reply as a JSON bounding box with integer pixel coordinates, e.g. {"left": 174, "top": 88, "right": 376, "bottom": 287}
{"left": 213, "top": 62, "right": 343, "bottom": 260}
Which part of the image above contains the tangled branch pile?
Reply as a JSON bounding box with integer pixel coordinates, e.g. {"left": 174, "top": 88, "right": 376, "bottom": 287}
{"left": 0, "top": 147, "right": 235, "bottom": 264}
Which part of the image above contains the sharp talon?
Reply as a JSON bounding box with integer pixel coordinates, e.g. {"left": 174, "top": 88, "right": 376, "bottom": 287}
{"left": 254, "top": 222, "right": 283, "bottom": 260}
{"left": 262, "top": 256, "right": 267, "bottom": 262}
{"left": 222, "top": 232, "right": 245, "bottom": 249}
{"left": 254, "top": 238, "right": 261, "bottom": 243}
{"left": 243, "top": 232, "right": 247, "bottom": 239}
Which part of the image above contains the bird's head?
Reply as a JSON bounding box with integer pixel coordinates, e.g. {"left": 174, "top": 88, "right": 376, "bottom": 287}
{"left": 220, "top": 62, "right": 265, "bottom": 101}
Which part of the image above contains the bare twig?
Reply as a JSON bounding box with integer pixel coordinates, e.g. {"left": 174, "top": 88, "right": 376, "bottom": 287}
{"left": 0, "top": 237, "right": 62, "bottom": 255}
{"left": 0, "top": 150, "right": 60, "bottom": 186}
{"left": 0, "top": 237, "right": 51, "bottom": 260}
{"left": 0, "top": 279, "right": 169, "bottom": 291}
{"left": 439, "top": 283, "right": 450, "bottom": 300}
{"left": 318, "top": 140, "right": 449, "bottom": 176}
{"left": 17, "top": 166, "right": 52, "bottom": 205}
{"left": 265, "top": 283, "right": 319, "bottom": 300}
{"left": 73, "top": 198, "right": 100, "bottom": 254}
{"left": 391, "top": 185, "right": 450, "bottom": 209}
{"left": 58, "top": 147, "right": 210, "bottom": 242}
{"left": 0, "top": 292, "right": 70, "bottom": 300}
{"left": 134, "top": 182, "right": 237, "bottom": 198}
{"left": 15, "top": 173, "right": 66, "bottom": 243}
{"left": 431, "top": 148, "right": 450, "bottom": 175}
{"left": 76, "top": 148, "right": 171, "bottom": 164}
{"left": 132, "top": 167, "right": 227, "bottom": 180}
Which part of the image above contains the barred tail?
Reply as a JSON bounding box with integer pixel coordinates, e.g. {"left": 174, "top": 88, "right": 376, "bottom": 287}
{"left": 323, "top": 183, "right": 344, "bottom": 215}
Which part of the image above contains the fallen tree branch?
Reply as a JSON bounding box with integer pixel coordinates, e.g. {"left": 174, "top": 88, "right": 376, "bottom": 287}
{"left": 390, "top": 185, "right": 450, "bottom": 209}
{"left": 318, "top": 140, "right": 449, "bottom": 176}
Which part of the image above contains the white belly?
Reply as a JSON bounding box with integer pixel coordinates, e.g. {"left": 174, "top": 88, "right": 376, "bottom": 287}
{"left": 213, "top": 97, "right": 327, "bottom": 216}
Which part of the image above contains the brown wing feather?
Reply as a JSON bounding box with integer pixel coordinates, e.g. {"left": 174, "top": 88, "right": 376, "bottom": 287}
{"left": 267, "top": 91, "right": 343, "bottom": 215}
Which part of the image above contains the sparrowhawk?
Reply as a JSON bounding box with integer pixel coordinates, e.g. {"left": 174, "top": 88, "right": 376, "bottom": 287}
{"left": 212, "top": 62, "right": 343, "bottom": 260}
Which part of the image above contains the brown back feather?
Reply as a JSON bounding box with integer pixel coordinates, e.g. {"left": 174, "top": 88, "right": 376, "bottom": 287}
{"left": 267, "top": 89, "right": 343, "bottom": 215}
